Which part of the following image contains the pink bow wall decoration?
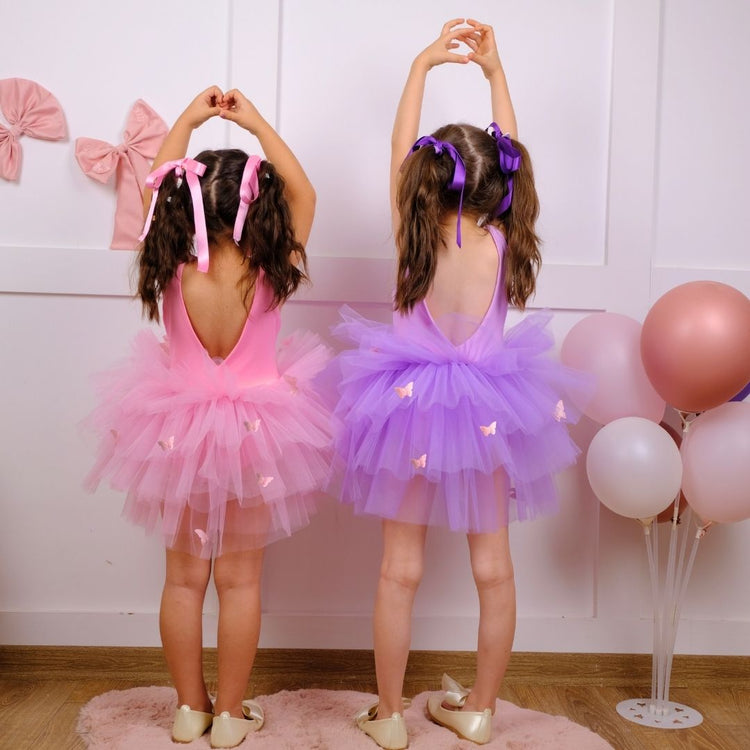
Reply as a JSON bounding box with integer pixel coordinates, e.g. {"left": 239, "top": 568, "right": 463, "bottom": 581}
{"left": 75, "top": 99, "right": 167, "bottom": 250}
{"left": 0, "top": 78, "right": 68, "bottom": 181}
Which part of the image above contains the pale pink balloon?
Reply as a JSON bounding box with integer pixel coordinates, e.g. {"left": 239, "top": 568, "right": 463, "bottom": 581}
{"left": 561, "top": 313, "right": 665, "bottom": 425}
{"left": 641, "top": 282, "right": 750, "bottom": 413}
{"left": 586, "top": 417, "right": 682, "bottom": 519}
{"left": 681, "top": 402, "right": 750, "bottom": 524}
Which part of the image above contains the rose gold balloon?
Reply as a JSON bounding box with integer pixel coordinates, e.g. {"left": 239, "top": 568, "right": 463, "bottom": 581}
{"left": 641, "top": 282, "right": 750, "bottom": 412}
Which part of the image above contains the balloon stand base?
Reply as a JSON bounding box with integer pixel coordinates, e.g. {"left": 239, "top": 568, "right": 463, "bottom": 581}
{"left": 616, "top": 698, "right": 703, "bottom": 729}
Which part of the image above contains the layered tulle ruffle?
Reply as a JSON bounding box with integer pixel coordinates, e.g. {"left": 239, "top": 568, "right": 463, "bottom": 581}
{"left": 330, "top": 307, "right": 591, "bottom": 532}
{"left": 85, "top": 330, "right": 335, "bottom": 558}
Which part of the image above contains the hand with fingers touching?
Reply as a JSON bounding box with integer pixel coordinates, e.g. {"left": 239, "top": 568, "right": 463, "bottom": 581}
{"left": 415, "top": 18, "right": 474, "bottom": 70}
{"left": 218, "top": 89, "right": 265, "bottom": 135}
{"left": 178, "top": 85, "right": 225, "bottom": 129}
{"left": 463, "top": 19, "right": 503, "bottom": 79}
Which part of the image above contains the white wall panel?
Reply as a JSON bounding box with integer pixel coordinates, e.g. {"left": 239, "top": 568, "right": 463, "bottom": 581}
{"left": 0, "top": 0, "right": 749, "bottom": 655}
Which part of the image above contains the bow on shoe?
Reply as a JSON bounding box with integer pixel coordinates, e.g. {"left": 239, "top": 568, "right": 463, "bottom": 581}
{"left": 441, "top": 673, "right": 471, "bottom": 708}
{"left": 0, "top": 78, "right": 67, "bottom": 181}
{"left": 75, "top": 99, "right": 167, "bottom": 250}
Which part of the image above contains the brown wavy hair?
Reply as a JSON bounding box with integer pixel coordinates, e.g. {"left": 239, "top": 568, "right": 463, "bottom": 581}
{"left": 395, "top": 123, "right": 540, "bottom": 312}
{"left": 137, "top": 149, "right": 307, "bottom": 322}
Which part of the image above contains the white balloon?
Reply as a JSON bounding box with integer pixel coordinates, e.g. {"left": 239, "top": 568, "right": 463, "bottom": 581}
{"left": 586, "top": 417, "right": 683, "bottom": 519}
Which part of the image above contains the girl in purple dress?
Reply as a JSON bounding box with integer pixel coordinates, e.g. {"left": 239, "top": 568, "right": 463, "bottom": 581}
{"left": 332, "top": 20, "right": 590, "bottom": 748}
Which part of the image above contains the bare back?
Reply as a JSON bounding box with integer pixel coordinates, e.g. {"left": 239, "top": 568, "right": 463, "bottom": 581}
{"left": 180, "top": 243, "right": 255, "bottom": 360}
{"left": 425, "top": 216, "right": 501, "bottom": 343}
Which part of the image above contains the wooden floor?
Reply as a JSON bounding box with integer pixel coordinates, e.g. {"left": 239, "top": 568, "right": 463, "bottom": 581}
{"left": 2, "top": 647, "right": 749, "bottom": 749}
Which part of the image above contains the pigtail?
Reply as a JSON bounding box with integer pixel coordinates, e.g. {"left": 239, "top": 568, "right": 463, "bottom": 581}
{"left": 241, "top": 161, "right": 307, "bottom": 309}
{"left": 137, "top": 174, "right": 195, "bottom": 322}
{"left": 394, "top": 149, "right": 454, "bottom": 313}
{"left": 500, "top": 139, "right": 541, "bottom": 310}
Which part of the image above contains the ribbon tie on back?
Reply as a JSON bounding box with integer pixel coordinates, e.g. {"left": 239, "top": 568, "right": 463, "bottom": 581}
{"left": 233, "top": 155, "right": 262, "bottom": 244}
{"left": 487, "top": 122, "right": 521, "bottom": 216}
{"left": 75, "top": 100, "right": 167, "bottom": 250}
{"left": 139, "top": 158, "right": 210, "bottom": 272}
{"left": 410, "top": 135, "right": 467, "bottom": 247}
{"left": 0, "top": 78, "right": 67, "bottom": 181}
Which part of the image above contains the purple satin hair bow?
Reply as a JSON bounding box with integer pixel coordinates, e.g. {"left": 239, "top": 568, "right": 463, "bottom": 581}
{"left": 233, "top": 155, "right": 262, "bottom": 244}
{"left": 410, "top": 135, "right": 467, "bottom": 247}
{"left": 139, "top": 158, "right": 210, "bottom": 272}
{"left": 487, "top": 122, "right": 521, "bottom": 216}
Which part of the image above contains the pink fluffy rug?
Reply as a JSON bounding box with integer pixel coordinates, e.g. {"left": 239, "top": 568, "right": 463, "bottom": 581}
{"left": 77, "top": 686, "right": 614, "bottom": 749}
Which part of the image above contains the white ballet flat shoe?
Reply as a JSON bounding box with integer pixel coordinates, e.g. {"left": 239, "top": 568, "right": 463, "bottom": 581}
{"left": 210, "top": 700, "right": 264, "bottom": 748}
{"left": 355, "top": 702, "right": 409, "bottom": 749}
{"left": 171, "top": 703, "right": 214, "bottom": 743}
{"left": 426, "top": 674, "right": 492, "bottom": 745}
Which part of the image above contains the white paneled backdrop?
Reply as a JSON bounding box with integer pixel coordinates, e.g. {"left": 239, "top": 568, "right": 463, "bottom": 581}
{"left": 1, "top": 0, "right": 748, "bottom": 654}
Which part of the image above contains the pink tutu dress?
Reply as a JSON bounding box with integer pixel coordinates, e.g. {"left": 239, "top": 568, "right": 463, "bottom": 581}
{"left": 85, "top": 265, "right": 334, "bottom": 558}
{"left": 330, "top": 226, "right": 592, "bottom": 532}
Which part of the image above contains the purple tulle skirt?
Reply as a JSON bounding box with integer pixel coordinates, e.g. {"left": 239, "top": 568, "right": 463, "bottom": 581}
{"left": 84, "top": 331, "right": 335, "bottom": 558}
{"left": 328, "top": 307, "right": 592, "bottom": 532}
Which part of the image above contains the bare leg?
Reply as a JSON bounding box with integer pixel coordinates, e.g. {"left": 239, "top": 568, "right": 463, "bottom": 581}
{"left": 373, "top": 519, "right": 428, "bottom": 719}
{"left": 160, "top": 549, "right": 213, "bottom": 712}
{"left": 463, "top": 526, "right": 515, "bottom": 713}
{"left": 213, "top": 547, "right": 265, "bottom": 718}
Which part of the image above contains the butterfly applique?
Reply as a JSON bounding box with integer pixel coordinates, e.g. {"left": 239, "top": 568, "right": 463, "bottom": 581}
{"left": 554, "top": 400, "right": 567, "bottom": 422}
{"left": 244, "top": 418, "right": 261, "bottom": 433}
{"left": 257, "top": 473, "right": 274, "bottom": 488}
{"left": 394, "top": 381, "right": 414, "bottom": 399}
{"left": 479, "top": 421, "right": 497, "bottom": 436}
{"left": 158, "top": 436, "right": 175, "bottom": 451}
{"left": 194, "top": 529, "right": 208, "bottom": 546}
{"left": 411, "top": 453, "right": 427, "bottom": 469}
{"left": 284, "top": 375, "right": 299, "bottom": 394}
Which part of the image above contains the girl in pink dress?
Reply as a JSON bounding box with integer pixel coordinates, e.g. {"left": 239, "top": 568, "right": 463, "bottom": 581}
{"left": 331, "top": 21, "right": 590, "bottom": 748}
{"left": 85, "top": 87, "right": 333, "bottom": 748}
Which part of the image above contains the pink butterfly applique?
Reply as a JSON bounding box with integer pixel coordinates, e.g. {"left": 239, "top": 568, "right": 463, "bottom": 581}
{"left": 158, "top": 436, "right": 175, "bottom": 451}
{"left": 394, "top": 381, "right": 414, "bottom": 399}
{"left": 480, "top": 421, "right": 497, "bottom": 436}
{"left": 194, "top": 529, "right": 208, "bottom": 546}
{"left": 284, "top": 375, "right": 299, "bottom": 394}
{"left": 244, "top": 418, "right": 261, "bottom": 433}
{"left": 257, "top": 473, "right": 274, "bottom": 488}
{"left": 411, "top": 453, "right": 427, "bottom": 469}
{"left": 554, "top": 400, "right": 567, "bottom": 422}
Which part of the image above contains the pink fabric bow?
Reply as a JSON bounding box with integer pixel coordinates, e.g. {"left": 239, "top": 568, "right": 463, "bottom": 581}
{"left": 233, "top": 155, "right": 262, "bottom": 243}
{"left": 75, "top": 99, "right": 167, "bottom": 250}
{"left": 140, "top": 158, "right": 210, "bottom": 272}
{"left": 0, "top": 78, "right": 68, "bottom": 181}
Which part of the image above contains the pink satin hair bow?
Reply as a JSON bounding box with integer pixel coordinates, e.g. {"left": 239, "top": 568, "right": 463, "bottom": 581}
{"left": 140, "top": 158, "right": 210, "bottom": 272}
{"left": 0, "top": 78, "right": 68, "bottom": 181}
{"left": 233, "top": 155, "right": 262, "bottom": 244}
{"left": 75, "top": 100, "right": 167, "bottom": 250}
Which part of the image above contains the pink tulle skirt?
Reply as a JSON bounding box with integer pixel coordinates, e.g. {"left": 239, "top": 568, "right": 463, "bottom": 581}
{"left": 84, "top": 331, "right": 335, "bottom": 558}
{"left": 328, "top": 308, "right": 592, "bottom": 532}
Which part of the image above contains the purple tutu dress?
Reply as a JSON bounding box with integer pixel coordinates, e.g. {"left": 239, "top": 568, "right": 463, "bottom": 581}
{"left": 85, "top": 266, "right": 335, "bottom": 558}
{"left": 330, "top": 226, "right": 591, "bottom": 532}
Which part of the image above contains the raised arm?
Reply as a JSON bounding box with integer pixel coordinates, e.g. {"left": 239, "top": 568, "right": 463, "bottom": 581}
{"left": 220, "top": 89, "right": 316, "bottom": 248}
{"left": 390, "top": 20, "right": 473, "bottom": 228}
{"left": 465, "top": 20, "right": 517, "bottom": 138}
{"left": 142, "top": 86, "right": 223, "bottom": 214}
